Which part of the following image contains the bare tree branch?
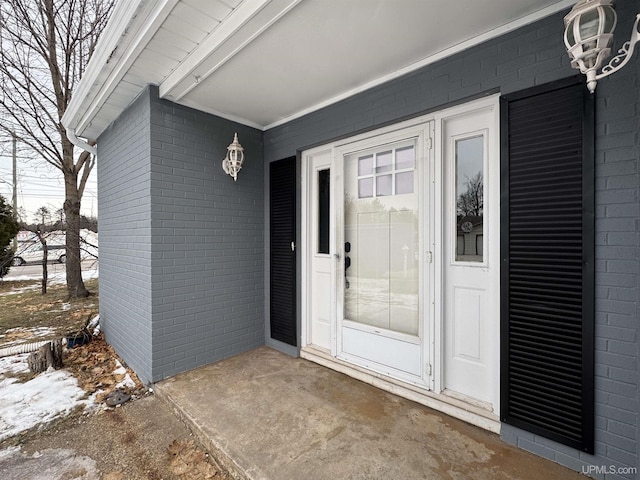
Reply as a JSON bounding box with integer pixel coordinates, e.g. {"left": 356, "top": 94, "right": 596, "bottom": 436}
{"left": 0, "top": 0, "right": 114, "bottom": 297}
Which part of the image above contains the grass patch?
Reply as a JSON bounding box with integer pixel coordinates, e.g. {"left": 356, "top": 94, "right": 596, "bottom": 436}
{"left": 0, "top": 278, "right": 99, "bottom": 346}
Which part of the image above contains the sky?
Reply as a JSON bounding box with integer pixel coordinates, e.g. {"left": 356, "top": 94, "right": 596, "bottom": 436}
{"left": 0, "top": 143, "right": 98, "bottom": 224}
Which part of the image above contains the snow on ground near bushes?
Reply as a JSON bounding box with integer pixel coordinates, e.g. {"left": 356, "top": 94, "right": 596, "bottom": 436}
{"left": 0, "top": 361, "right": 93, "bottom": 442}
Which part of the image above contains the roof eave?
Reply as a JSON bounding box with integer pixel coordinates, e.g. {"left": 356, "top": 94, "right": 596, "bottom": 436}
{"left": 62, "top": 0, "right": 175, "bottom": 140}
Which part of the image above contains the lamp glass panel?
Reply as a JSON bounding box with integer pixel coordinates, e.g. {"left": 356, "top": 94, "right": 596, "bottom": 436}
{"left": 566, "top": 18, "right": 576, "bottom": 47}
{"left": 578, "top": 9, "right": 601, "bottom": 39}
{"left": 603, "top": 6, "right": 616, "bottom": 33}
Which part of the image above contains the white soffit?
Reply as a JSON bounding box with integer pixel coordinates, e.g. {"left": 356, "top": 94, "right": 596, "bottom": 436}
{"left": 67, "top": 0, "right": 575, "bottom": 139}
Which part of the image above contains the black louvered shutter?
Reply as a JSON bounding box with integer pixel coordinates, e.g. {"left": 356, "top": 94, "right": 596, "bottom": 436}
{"left": 270, "top": 157, "right": 297, "bottom": 346}
{"left": 500, "top": 78, "right": 594, "bottom": 453}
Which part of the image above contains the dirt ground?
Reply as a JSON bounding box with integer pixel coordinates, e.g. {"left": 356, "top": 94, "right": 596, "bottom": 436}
{"left": 1, "top": 395, "right": 230, "bottom": 480}
{"left": 0, "top": 336, "right": 231, "bottom": 480}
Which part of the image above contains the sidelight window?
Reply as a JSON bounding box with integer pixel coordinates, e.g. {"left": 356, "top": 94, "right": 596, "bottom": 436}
{"left": 454, "top": 135, "right": 484, "bottom": 262}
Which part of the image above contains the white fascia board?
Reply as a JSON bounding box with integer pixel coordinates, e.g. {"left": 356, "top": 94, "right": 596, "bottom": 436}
{"left": 160, "top": 0, "right": 301, "bottom": 102}
{"left": 62, "top": 0, "right": 145, "bottom": 135}
{"left": 263, "top": 0, "right": 576, "bottom": 130}
{"left": 62, "top": 0, "right": 179, "bottom": 138}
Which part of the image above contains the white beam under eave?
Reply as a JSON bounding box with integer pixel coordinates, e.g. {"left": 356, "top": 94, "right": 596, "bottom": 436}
{"left": 159, "top": 0, "right": 301, "bottom": 103}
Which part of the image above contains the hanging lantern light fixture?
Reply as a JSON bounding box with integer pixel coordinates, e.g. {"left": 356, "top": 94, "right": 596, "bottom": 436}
{"left": 222, "top": 133, "right": 244, "bottom": 181}
{"left": 563, "top": 0, "right": 640, "bottom": 93}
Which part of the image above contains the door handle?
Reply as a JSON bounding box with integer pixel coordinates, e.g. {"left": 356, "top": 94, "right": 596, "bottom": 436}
{"left": 291, "top": 241, "right": 295, "bottom": 252}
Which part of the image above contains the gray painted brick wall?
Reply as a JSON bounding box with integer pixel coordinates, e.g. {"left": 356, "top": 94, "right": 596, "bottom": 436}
{"left": 97, "top": 87, "right": 154, "bottom": 384}
{"left": 148, "top": 87, "right": 264, "bottom": 382}
{"left": 263, "top": 5, "right": 639, "bottom": 479}
{"left": 98, "top": 86, "right": 265, "bottom": 384}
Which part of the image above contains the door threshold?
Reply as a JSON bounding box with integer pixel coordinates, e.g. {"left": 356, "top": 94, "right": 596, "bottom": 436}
{"left": 301, "top": 345, "right": 500, "bottom": 434}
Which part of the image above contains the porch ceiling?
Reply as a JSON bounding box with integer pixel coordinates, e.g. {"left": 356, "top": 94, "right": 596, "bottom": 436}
{"left": 64, "top": 0, "right": 574, "bottom": 138}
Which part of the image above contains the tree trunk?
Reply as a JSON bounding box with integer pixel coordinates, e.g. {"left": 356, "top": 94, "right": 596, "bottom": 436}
{"left": 41, "top": 242, "right": 48, "bottom": 294}
{"left": 64, "top": 167, "right": 89, "bottom": 298}
{"left": 35, "top": 230, "right": 48, "bottom": 294}
{"left": 27, "top": 339, "right": 63, "bottom": 373}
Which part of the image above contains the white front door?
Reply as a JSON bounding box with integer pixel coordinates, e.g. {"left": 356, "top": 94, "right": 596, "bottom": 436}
{"left": 440, "top": 103, "right": 499, "bottom": 409}
{"left": 335, "top": 127, "right": 431, "bottom": 386}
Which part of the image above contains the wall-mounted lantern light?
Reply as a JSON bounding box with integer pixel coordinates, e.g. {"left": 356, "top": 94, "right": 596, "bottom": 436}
{"left": 564, "top": 0, "right": 640, "bottom": 93}
{"left": 222, "top": 133, "right": 244, "bottom": 181}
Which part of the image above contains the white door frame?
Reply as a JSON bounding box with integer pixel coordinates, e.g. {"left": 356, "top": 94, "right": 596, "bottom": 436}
{"left": 301, "top": 94, "right": 500, "bottom": 421}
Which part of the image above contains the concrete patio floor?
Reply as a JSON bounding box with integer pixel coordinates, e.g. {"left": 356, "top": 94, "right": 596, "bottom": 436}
{"left": 155, "top": 347, "right": 585, "bottom": 480}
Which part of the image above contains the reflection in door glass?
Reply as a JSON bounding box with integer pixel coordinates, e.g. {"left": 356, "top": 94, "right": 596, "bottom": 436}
{"left": 455, "top": 135, "right": 483, "bottom": 262}
{"left": 345, "top": 142, "right": 419, "bottom": 336}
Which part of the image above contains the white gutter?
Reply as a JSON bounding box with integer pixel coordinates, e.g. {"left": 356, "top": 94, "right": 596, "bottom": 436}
{"left": 66, "top": 127, "right": 97, "bottom": 156}
{"left": 61, "top": 0, "right": 150, "bottom": 139}
{"left": 61, "top": 0, "right": 144, "bottom": 125}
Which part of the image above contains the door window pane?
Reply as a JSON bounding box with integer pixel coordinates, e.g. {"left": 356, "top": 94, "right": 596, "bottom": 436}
{"left": 376, "top": 174, "right": 392, "bottom": 196}
{"left": 396, "top": 146, "right": 414, "bottom": 170}
{"left": 455, "top": 135, "right": 484, "bottom": 262}
{"left": 318, "top": 169, "right": 330, "bottom": 254}
{"left": 395, "top": 171, "right": 414, "bottom": 195}
{"left": 358, "top": 178, "right": 373, "bottom": 198}
{"left": 345, "top": 140, "right": 419, "bottom": 336}
{"left": 358, "top": 155, "right": 373, "bottom": 176}
{"left": 376, "top": 151, "right": 393, "bottom": 173}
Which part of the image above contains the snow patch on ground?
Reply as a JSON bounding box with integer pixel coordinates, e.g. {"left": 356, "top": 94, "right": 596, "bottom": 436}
{"left": 0, "top": 322, "right": 109, "bottom": 443}
{"left": 6, "top": 266, "right": 99, "bottom": 284}
{"left": 0, "top": 358, "right": 91, "bottom": 442}
{"left": 0, "top": 271, "right": 107, "bottom": 443}
{"left": 0, "top": 285, "right": 39, "bottom": 297}
{"left": 0, "top": 447, "right": 99, "bottom": 479}
{"left": 0, "top": 353, "right": 30, "bottom": 380}
{"left": 0, "top": 327, "right": 58, "bottom": 347}
{"left": 87, "top": 314, "right": 100, "bottom": 336}
{"left": 2, "top": 326, "right": 56, "bottom": 337}
{"left": 113, "top": 359, "right": 136, "bottom": 389}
